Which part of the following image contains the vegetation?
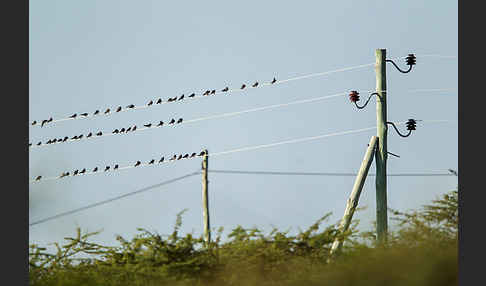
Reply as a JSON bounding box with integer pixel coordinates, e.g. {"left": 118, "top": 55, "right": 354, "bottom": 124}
{"left": 29, "top": 189, "right": 458, "bottom": 286}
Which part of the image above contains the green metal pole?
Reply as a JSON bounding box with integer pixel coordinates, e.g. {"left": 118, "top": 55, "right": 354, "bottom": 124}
{"left": 375, "top": 49, "right": 388, "bottom": 244}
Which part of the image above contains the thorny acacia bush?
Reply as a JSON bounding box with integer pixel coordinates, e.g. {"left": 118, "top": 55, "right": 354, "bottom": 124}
{"left": 29, "top": 190, "right": 458, "bottom": 286}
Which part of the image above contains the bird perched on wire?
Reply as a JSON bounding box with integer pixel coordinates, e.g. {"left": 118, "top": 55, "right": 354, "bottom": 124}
{"left": 148, "top": 100, "right": 154, "bottom": 106}
{"left": 37, "top": 142, "right": 42, "bottom": 146}
{"left": 116, "top": 106, "right": 122, "bottom": 112}
{"left": 203, "top": 90, "right": 210, "bottom": 96}
{"left": 41, "top": 119, "right": 48, "bottom": 127}
{"left": 73, "top": 170, "right": 79, "bottom": 176}
{"left": 177, "top": 154, "right": 183, "bottom": 160}
{"left": 179, "top": 94, "right": 184, "bottom": 100}
{"left": 132, "top": 125, "right": 137, "bottom": 131}
{"left": 190, "top": 152, "right": 196, "bottom": 158}
{"left": 31, "top": 121, "right": 37, "bottom": 125}
{"left": 183, "top": 154, "right": 189, "bottom": 159}
{"left": 94, "top": 110, "right": 100, "bottom": 115}
{"left": 104, "top": 166, "right": 110, "bottom": 171}
{"left": 148, "top": 159, "right": 155, "bottom": 164}
{"left": 156, "top": 98, "right": 162, "bottom": 104}
{"left": 78, "top": 134, "right": 84, "bottom": 139}
{"left": 157, "top": 121, "right": 164, "bottom": 127}
{"left": 113, "top": 129, "right": 119, "bottom": 134}
{"left": 240, "top": 84, "right": 246, "bottom": 89}
{"left": 120, "top": 128, "right": 126, "bottom": 133}
{"left": 126, "top": 127, "right": 132, "bottom": 132}
{"left": 79, "top": 168, "right": 86, "bottom": 174}
{"left": 135, "top": 161, "right": 141, "bottom": 167}
{"left": 189, "top": 93, "right": 195, "bottom": 98}
{"left": 198, "top": 151, "right": 206, "bottom": 156}
{"left": 271, "top": 77, "right": 277, "bottom": 84}
{"left": 144, "top": 123, "right": 152, "bottom": 128}
{"left": 210, "top": 90, "right": 216, "bottom": 95}
{"left": 96, "top": 131, "right": 103, "bottom": 136}
{"left": 169, "top": 118, "right": 176, "bottom": 124}
{"left": 222, "top": 87, "right": 229, "bottom": 92}
{"left": 170, "top": 155, "right": 177, "bottom": 161}
{"left": 252, "top": 81, "right": 258, "bottom": 87}
{"left": 177, "top": 118, "right": 183, "bottom": 124}
{"left": 87, "top": 132, "right": 92, "bottom": 138}
{"left": 93, "top": 167, "right": 98, "bottom": 172}
{"left": 52, "top": 139, "right": 57, "bottom": 143}
{"left": 114, "top": 164, "right": 119, "bottom": 170}
{"left": 81, "top": 113, "right": 89, "bottom": 117}
{"left": 35, "top": 176, "right": 42, "bottom": 181}
{"left": 105, "top": 108, "right": 110, "bottom": 114}
{"left": 60, "top": 172, "right": 69, "bottom": 178}
{"left": 70, "top": 113, "right": 77, "bottom": 118}
{"left": 159, "top": 157, "right": 165, "bottom": 163}
{"left": 126, "top": 104, "right": 135, "bottom": 109}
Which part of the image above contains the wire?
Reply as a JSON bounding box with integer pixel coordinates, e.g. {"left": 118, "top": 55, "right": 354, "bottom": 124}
{"left": 208, "top": 170, "right": 457, "bottom": 177}
{"left": 29, "top": 171, "right": 200, "bottom": 227}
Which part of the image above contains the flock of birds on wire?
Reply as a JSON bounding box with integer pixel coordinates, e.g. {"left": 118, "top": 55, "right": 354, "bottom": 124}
{"left": 33, "top": 150, "right": 208, "bottom": 181}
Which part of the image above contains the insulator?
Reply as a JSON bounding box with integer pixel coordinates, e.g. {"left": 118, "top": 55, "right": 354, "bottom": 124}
{"left": 406, "top": 54, "right": 416, "bottom": 66}
{"left": 349, "top": 90, "right": 360, "bottom": 103}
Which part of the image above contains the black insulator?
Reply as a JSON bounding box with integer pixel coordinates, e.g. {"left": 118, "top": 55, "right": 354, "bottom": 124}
{"left": 349, "top": 90, "right": 360, "bottom": 103}
{"left": 406, "top": 119, "right": 417, "bottom": 131}
{"left": 406, "top": 54, "right": 416, "bottom": 66}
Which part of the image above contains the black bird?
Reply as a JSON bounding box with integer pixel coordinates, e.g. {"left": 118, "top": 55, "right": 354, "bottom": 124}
{"left": 48, "top": 117, "right": 53, "bottom": 123}
{"left": 96, "top": 131, "right": 103, "bottom": 136}
{"left": 190, "top": 153, "right": 196, "bottom": 158}
{"left": 116, "top": 106, "right": 122, "bottom": 112}
{"left": 210, "top": 90, "right": 216, "bottom": 95}
{"left": 198, "top": 151, "right": 206, "bottom": 156}
{"left": 126, "top": 104, "right": 135, "bottom": 109}
{"left": 183, "top": 154, "right": 189, "bottom": 159}
{"left": 170, "top": 155, "right": 177, "bottom": 161}
{"left": 104, "top": 166, "right": 110, "bottom": 171}
{"left": 271, "top": 77, "right": 277, "bottom": 84}
{"left": 32, "top": 121, "right": 37, "bottom": 125}
{"left": 177, "top": 155, "right": 183, "bottom": 160}
{"left": 144, "top": 123, "right": 152, "bottom": 128}
{"left": 73, "top": 170, "right": 79, "bottom": 176}
{"left": 167, "top": 98, "right": 174, "bottom": 102}
{"left": 93, "top": 167, "right": 98, "bottom": 172}
{"left": 29, "top": 143, "right": 32, "bottom": 147}
{"left": 169, "top": 118, "right": 176, "bottom": 124}
{"left": 41, "top": 119, "right": 48, "bottom": 127}
{"left": 71, "top": 135, "right": 78, "bottom": 140}
{"left": 78, "top": 134, "right": 83, "bottom": 139}
{"left": 46, "top": 139, "right": 52, "bottom": 144}
{"left": 203, "top": 90, "right": 210, "bottom": 96}
{"left": 189, "top": 93, "right": 195, "bottom": 97}
{"left": 94, "top": 110, "right": 100, "bottom": 115}
{"left": 37, "top": 142, "right": 42, "bottom": 146}
{"left": 52, "top": 139, "right": 57, "bottom": 143}
{"left": 156, "top": 98, "right": 162, "bottom": 104}
{"left": 148, "top": 100, "right": 154, "bottom": 106}
{"left": 177, "top": 118, "right": 183, "bottom": 124}
{"left": 35, "top": 176, "right": 42, "bottom": 181}
{"left": 105, "top": 108, "right": 110, "bottom": 114}
{"left": 159, "top": 157, "right": 165, "bottom": 163}
{"left": 58, "top": 138, "right": 63, "bottom": 142}
{"left": 114, "top": 164, "right": 119, "bottom": 170}
{"left": 179, "top": 94, "right": 184, "bottom": 100}
{"left": 81, "top": 113, "right": 89, "bottom": 117}
{"left": 222, "top": 87, "right": 229, "bottom": 92}
{"left": 148, "top": 159, "right": 155, "bottom": 164}
{"left": 241, "top": 84, "right": 246, "bottom": 89}
{"left": 132, "top": 125, "right": 137, "bottom": 131}
{"left": 120, "top": 128, "right": 125, "bottom": 133}
{"left": 134, "top": 161, "right": 141, "bottom": 167}
{"left": 79, "top": 168, "right": 86, "bottom": 174}
{"left": 157, "top": 121, "right": 164, "bottom": 127}
{"left": 126, "top": 127, "right": 132, "bottom": 132}
{"left": 87, "top": 132, "right": 92, "bottom": 138}
{"left": 113, "top": 129, "right": 119, "bottom": 134}
{"left": 70, "top": 113, "right": 77, "bottom": 118}
{"left": 252, "top": 81, "right": 258, "bottom": 87}
{"left": 63, "top": 136, "right": 69, "bottom": 142}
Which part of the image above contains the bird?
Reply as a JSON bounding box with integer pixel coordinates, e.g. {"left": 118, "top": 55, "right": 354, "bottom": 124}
{"left": 198, "top": 151, "right": 206, "bottom": 156}
{"left": 114, "top": 164, "right": 119, "bottom": 170}
{"left": 170, "top": 155, "right": 177, "bottom": 161}
{"left": 169, "top": 118, "right": 176, "bottom": 124}
{"left": 148, "top": 100, "right": 154, "bottom": 106}
{"left": 96, "top": 131, "right": 103, "bottom": 136}
{"left": 144, "top": 123, "right": 152, "bottom": 128}
{"left": 58, "top": 138, "right": 63, "bottom": 142}
{"left": 73, "top": 170, "right": 79, "bottom": 176}
{"left": 241, "top": 84, "right": 246, "bottom": 89}
{"left": 448, "top": 169, "right": 458, "bottom": 176}
{"left": 126, "top": 104, "right": 135, "bottom": 109}
{"left": 132, "top": 125, "right": 137, "bottom": 131}
{"left": 104, "top": 166, "right": 110, "bottom": 171}
{"left": 29, "top": 143, "right": 32, "bottom": 147}
{"left": 271, "top": 77, "right": 277, "bottom": 84}
{"left": 183, "top": 154, "right": 189, "bottom": 159}
{"left": 71, "top": 135, "right": 78, "bottom": 140}
{"left": 177, "top": 118, "right": 183, "bottom": 124}
{"left": 80, "top": 113, "right": 89, "bottom": 117}
{"left": 87, "top": 132, "right": 92, "bottom": 138}
{"left": 37, "top": 142, "right": 42, "bottom": 146}
{"left": 126, "top": 127, "right": 132, "bottom": 132}
{"left": 93, "top": 167, "right": 98, "bottom": 172}
{"left": 222, "top": 87, "right": 229, "bottom": 92}
{"left": 52, "top": 139, "right": 57, "bottom": 143}
{"left": 189, "top": 93, "right": 195, "bottom": 97}
{"left": 60, "top": 172, "right": 68, "bottom": 178}
{"left": 78, "top": 134, "right": 83, "bottom": 139}
{"left": 120, "top": 128, "right": 125, "bottom": 133}
{"left": 116, "top": 106, "right": 122, "bottom": 112}
{"left": 105, "top": 108, "right": 110, "bottom": 114}
{"left": 46, "top": 140, "right": 52, "bottom": 144}
{"left": 134, "top": 161, "right": 141, "bottom": 167}
{"left": 48, "top": 117, "right": 53, "bottom": 123}
{"left": 156, "top": 98, "right": 162, "bottom": 104}
{"left": 31, "top": 121, "right": 37, "bottom": 125}
{"left": 63, "top": 136, "right": 69, "bottom": 142}
{"left": 113, "top": 129, "right": 119, "bottom": 134}
{"left": 148, "top": 159, "right": 155, "bottom": 164}
{"left": 94, "top": 110, "right": 100, "bottom": 115}
{"left": 70, "top": 114, "right": 77, "bottom": 118}
{"left": 177, "top": 155, "right": 183, "bottom": 160}
{"left": 159, "top": 157, "right": 165, "bottom": 163}
{"left": 167, "top": 98, "right": 174, "bottom": 102}
{"left": 157, "top": 121, "right": 164, "bottom": 127}
{"left": 203, "top": 90, "right": 210, "bottom": 96}
{"left": 35, "top": 176, "right": 42, "bottom": 181}
{"left": 210, "top": 90, "right": 216, "bottom": 95}
{"left": 190, "top": 152, "right": 196, "bottom": 158}
{"left": 79, "top": 168, "right": 86, "bottom": 174}
{"left": 179, "top": 94, "right": 184, "bottom": 100}
{"left": 41, "top": 119, "right": 48, "bottom": 127}
{"left": 252, "top": 81, "right": 258, "bottom": 87}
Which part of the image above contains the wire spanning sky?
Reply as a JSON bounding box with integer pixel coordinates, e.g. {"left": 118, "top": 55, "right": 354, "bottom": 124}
{"left": 29, "top": 0, "right": 458, "bottom": 250}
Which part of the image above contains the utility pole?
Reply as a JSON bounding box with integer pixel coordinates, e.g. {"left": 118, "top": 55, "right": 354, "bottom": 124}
{"left": 329, "top": 136, "right": 378, "bottom": 260}
{"left": 201, "top": 149, "right": 211, "bottom": 245}
{"left": 375, "top": 49, "right": 388, "bottom": 244}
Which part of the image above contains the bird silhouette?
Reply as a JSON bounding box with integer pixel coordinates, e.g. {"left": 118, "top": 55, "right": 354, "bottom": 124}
{"left": 177, "top": 118, "right": 183, "bottom": 124}
{"left": 126, "top": 104, "right": 135, "bottom": 109}
{"left": 29, "top": 143, "right": 32, "bottom": 147}
{"left": 241, "top": 84, "right": 246, "bottom": 89}
{"left": 78, "top": 134, "right": 84, "bottom": 139}
{"left": 135, "top": 161, "right": 141, "bottom": 167}
{"left": 167, "top": 98, "right": 174, "bottom": 102}
{"left": 159, "top": 157, "right": 165, "bottom": 163}
{"left": 222, "top": 87, "right": 229, "bottom": 92}
{"left": 114, "top": 164, "right": 119, "bottom": 170}
{"left": 198, "top": 151, "right": 206, "bottom": 156}
{"left": 97, "top": 131, "right": 103, "bottom": 136}
{"left": 210, "top": 90, "right": 216, "bottom": 95}
{"left": 58, "top": 138, "right": 63, "bottom": 142}
{"left": 190, "top": 152, "right": 196, "bottom": 158}
{"left": 169, "top": 118, "right": 176, "bottom": 124}
{"left": 52, "top": 139, "right": 57, "bottom": 143}
{"left": 113, "top": 129, "right": 119, "bottom": 134}
{"left": 148, "top": 100, "right": 154, "bottom": 106}
{"left": 32, "top": 121, "right": 37, "bottom": 125}
{"left": 104, "top": 166, "right": 110, "bottom": 171}
{"left": 170, "top": 155, "right": 177, "bottom": 161}
{"left": 87, "top": 132, "right": 92, "bottom": 138}
{"left": 116, "top": 106, "right": 122, "bottom": 112}
{"left": 48, "top": 117, "right": 53, "bottom": 122}
{"left": 81, "top": 113, "right": 89, "bottom": 117}
{"left": 126, "top": 127, "right": 132, "bottom": 132}
{"left": 70, "top": 114, "right": 77, "bottom": 118}
{"left": 63, "top": 136, "right": 69, "bottom": 142}
{"left": 144, "top": 123, "right": 152, "bottom": 128}
{"left": 271, "top": 77, "right": 277, "bottom": 84}
{"left": 37, "top": 142, "right": 42, "bottom": 146}
{"left": 105, "top": 108, "right": 110, "bottom": 114}
{"left": 120, "top": 128, "right": 126, "bottom": 133}
{"left": 157, "top": 121, "right": 164, "bottom": 127}
{"left": 80, "top": 168, "right": 86, "bottom": 174}
{"left": 156, "top": 98, "right": 162, "bottom": 104}
{"left": 203, "top": 90, "right": 210, "bottom": 96}
{"left": 73, "top": 170, "right": 79, "bottom": 176}
{"left": 252, "top": 81, "right": 258, "bottom": 87}
{"left": 35, "top": 176, "right": 42, "bottom": 181}
{"left": 94, "top": 110, "right": 100, "bottom": 115}
{"left": 93, "top": 167, "right": 98, "bottom": 172}
{"left": 41, "top": 119, "right": 48, "bottom": 127}
{"left": 189, "top": 93, "right": 195, "bottom": 97}
{"left": 71, "top": 135, "right": 78, "bottom": 140}
{"left": 132, "top": 125, "right": 137, "bottom": 131}
{"left": 177, "top": 155, "right": 183, "bottom": 160}
{"left": 46, "top": 140, "right": 52, "bottom": 144}
{"left": 179, "top": 94, "right": 184, "bottom": 100}
{"left": 148, "top": 159, "right": 155, "bottom": 164}
{"left": 183, "top": 154, "right": 189, "bottom": 159}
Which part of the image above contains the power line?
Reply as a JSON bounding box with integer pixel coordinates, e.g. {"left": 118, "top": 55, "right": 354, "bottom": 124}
{"left": 208, "top": 170, "right": 457, "bottom": 177}
{"left": 29, "top": 171, "right": 200, "bottom": 227}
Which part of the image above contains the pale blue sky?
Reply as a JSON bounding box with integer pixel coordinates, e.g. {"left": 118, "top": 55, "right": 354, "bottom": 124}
{"left": 29, "top": 0, "right": 457, "bottom": 248}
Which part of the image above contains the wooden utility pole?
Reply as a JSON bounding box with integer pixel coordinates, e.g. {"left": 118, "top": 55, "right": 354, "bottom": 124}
{"left": 329, "top": 136, "right": 378, "bottom": 259}
{"left": 201, "top": 150, "right": 211, "bottom": 245}
{"left": 375, "top": 49, "right": 388, "bottom": 244}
